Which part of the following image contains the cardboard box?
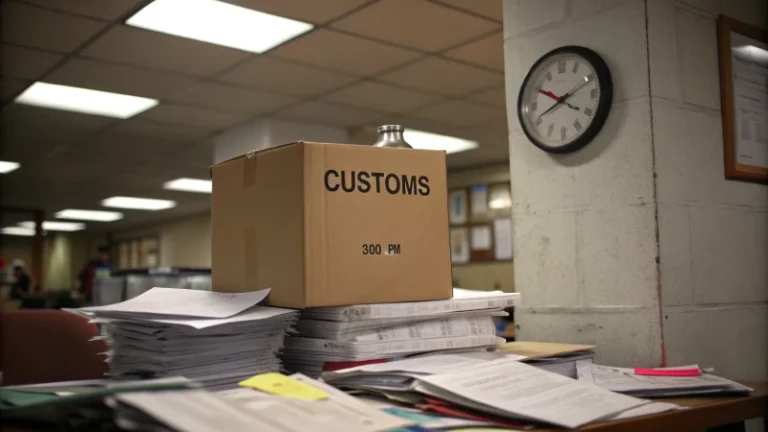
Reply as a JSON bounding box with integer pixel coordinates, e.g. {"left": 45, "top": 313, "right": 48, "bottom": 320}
{"left": 211, "top": 141, "right": 452, "bottom": 308}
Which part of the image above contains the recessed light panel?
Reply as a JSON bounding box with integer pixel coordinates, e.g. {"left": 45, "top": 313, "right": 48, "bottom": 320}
{"left": 55, "top": 209, "right": 124, "bottom": 222}
{"left": 127, "top": 0, "right": 313, "bottom": 54}
{"left": 15, "top": 82, "right": 158, "bottom": 118}
{"left": 102, "top": 196, "right": 176, "bottom": 211}
{"left": 0, "top": 161, "right": 20, "bottom": 174}
{"left": 403, "top": 129, "right": 479, "bottom": 154}
{"left": 163, "top": 178, "right": 212, "bottom": 193}
{"left": 19, "top": 221, "right": 85, "bottom": 232}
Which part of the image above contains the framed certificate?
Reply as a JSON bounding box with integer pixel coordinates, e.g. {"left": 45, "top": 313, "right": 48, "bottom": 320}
{"left": 717, "top": 15, "right": 768, "bottom": 184}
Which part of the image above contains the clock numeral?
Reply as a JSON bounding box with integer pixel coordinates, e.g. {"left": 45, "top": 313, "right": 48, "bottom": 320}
{"left": 584, "top": 107, "right": 594, "bottom": 117}
{"left": 545, "top": 71, "right": 553, "bottom": 81}
{"left": 536, "top": 117, "right": 543, "bottom": 126}
{"left": 574, "top": 119, "right": 583, "bottom": 132}
{"left": 557, "top": 60, "right": 566, "bottom": 74}
{"left": 590, "top": 88, "right": 597, "bottom": 99}
{"left": 530, "top": 101, "right": 538, "bottom": 112}
{"left": 560, "top": 126, "right": 567, "bottom": 140}
{"left": 572, "top": 62, "right": 580, "bottom": 74}
{"left": 547, "top": 124, "right": 554, "bottom": 137}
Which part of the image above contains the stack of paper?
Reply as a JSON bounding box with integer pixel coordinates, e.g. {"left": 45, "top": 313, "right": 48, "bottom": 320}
{"left": 69, "top": 288, "right": 298, "bottom": 391}
{"left": 500, "top": 341, "right": 597, "bottom": 378}
{"left": 323, "top": 353, "right": 666, "bottom": 429}
{"left": 110, "top": 373, "right": 411, "bottom": 432}
{"left": 282, "top": 289, "right": 519, "bottom": 377}
{"left": 577, "top": 362, "right": 754, "bottom": 397}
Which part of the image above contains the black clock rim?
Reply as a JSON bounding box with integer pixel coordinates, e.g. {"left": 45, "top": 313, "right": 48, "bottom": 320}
{"left": 517, "top": 45, "right": 613, "bottom": 155}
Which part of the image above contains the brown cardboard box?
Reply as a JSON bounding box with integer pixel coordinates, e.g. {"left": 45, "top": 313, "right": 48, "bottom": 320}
{"left": 211, "top": 141, "right": 452, "bottom": 308}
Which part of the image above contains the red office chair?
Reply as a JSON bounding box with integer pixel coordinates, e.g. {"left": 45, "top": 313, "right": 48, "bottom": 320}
{"left": 0, "top": 310, "right": 108, "bottom": 385}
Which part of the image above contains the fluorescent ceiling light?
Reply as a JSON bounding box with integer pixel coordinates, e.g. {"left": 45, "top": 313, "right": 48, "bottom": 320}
{"left": 55, "top": 209, "right": 124, "bottom": 222}
{"left": 403, "top": 129, "right": 479, "bottom": 155}
{"left": 15, "top": 82, "right": 158, "bottom": 119}
{"left": 19, "top": 221, "right": 85, "bottom": 232}
{"left": 102, "top": 196, "right": 176, "bottom": 211}
{"left": 127, "top": 0, "right": 313, "bottom": 54}
{"left": 0, "top": 161, "right": 20, "bottom": 174}
{"left": 164, "top": 178, "right": 212, "bottom": 193}
{"left": 1, "top": 227, "right": 37, "bottom": 236}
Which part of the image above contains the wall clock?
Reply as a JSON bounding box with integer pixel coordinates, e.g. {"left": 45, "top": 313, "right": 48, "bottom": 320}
{"left": 517, "top": 46, "right": 613, "bottom": 154}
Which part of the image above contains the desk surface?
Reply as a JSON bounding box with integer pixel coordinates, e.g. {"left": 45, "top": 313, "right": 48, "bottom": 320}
{"left": 539, "top": 380, "right": 767, "bottom": 431}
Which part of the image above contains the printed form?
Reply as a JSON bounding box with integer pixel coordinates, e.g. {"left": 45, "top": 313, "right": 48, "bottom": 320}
{"left": 414, "top": 358, "right": 647, "bottom": 429}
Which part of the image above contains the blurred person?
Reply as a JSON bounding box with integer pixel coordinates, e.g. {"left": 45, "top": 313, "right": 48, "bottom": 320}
{"left": 9, "top": 263, "right": 31, "bottom": 300}
{"left": 76, "top": 246, "right": 111, "bottom": 303}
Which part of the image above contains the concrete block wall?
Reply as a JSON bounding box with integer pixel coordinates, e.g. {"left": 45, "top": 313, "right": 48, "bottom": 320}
{"left": 503, "top": 0, "right": 663, "bottom": 367}
{"left": 648, "top": 0, "right": 768, "bottom": 380}
{"left": 504, "top": 0, "right": 767, "bottom": 376}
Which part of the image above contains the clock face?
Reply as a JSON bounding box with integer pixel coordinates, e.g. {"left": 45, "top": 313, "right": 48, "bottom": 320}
{"left": 517, "top": 46, "right": 613, "bottom": 154}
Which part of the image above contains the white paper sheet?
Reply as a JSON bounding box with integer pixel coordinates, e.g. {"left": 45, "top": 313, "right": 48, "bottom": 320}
{"left": 214, "top": 374, "right": 410, "bottom": 432}
{"left": 349, "top": 316, "right": 497, "bottom": 343}
{"left": 576, "top": 361, "right": 754, "bottom": 395}
{"left": 76, "top": 287, "right": 271, "bottom": 318}
{"left": 493, "top": 218, "right": 513, "bottom": 260}
{"left": 95, "top": 305, "right": 296, "bottom": 329}
{"left": 415, "top": 358, "right": 647, "bottom": 429}
{"left": 470, "top": 226, "right": 492, "bottom": 250}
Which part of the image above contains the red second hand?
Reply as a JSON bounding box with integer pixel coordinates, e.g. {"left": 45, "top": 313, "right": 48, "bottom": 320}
{"left": 538, "top": 89, "right": 560, "bottom": 101}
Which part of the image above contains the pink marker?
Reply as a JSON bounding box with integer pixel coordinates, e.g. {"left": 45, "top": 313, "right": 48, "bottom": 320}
{"left": 634, "top": 368, "right": 701, "bottom": 377}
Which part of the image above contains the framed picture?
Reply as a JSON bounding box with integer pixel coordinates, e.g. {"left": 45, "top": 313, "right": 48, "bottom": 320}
{"left": 448, "top": 189, "right": 468, "bottom": 225}
{"left": 717, "top": 15, "right": 768, "bottom": 183}
{"left": 450, "top": 227, "right": 470, "bottom": 264}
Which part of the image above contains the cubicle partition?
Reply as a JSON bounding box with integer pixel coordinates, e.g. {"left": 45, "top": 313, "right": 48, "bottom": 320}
{"left": 92, "top": 268, "right": 212, "bottom": 306}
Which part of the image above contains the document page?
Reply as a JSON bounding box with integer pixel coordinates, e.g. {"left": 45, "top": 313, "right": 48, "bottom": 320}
{"left": 415, "top": 358, "right": 647, "bottom": 429}
{"left": 217, "top": 374, "right": 410, "bottom": 432}
{"left": 76, "top": 288, "right": 271, "bottom": 318}
{"left": 577, "top": 362, "right": 754, "bottom": 394}
{"left": 348, "top": 316, "right": 496, "bottom": 343}
{"left": 323, "top": 352, "right": 511, "bottom": 382}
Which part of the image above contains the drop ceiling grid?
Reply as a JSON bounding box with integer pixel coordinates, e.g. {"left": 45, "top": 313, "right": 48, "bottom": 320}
{"left": 2, "top": 0, "right": 505, "bottom": 130}
{"left": 0, "top": 0, "right": 508, "bottom": 226}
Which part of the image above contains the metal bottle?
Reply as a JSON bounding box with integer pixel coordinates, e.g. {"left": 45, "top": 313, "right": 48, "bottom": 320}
{"left": 373, "top": 124, "right": 412, "bottom": 149}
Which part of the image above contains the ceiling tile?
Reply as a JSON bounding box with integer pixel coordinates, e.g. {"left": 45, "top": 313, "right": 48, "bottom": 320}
{"left": 218, "top": 56, "right": 357, "bottom": 97}
{"left": 0, "top": 45, "right": 62, "bottom": 79}
{"left": 409, "top": 100, "right": 505, "bottom": 127}
{"left": 465, "top": 85, "right": 506, "bottom": 107}
{"left": 222, "top": 0, "right": 371, "bottom": 24}
{"left": 0, "top": 77, "right": 31, "bottom": 101}
{"left": 270, "top": 29, "right": 420, "bottom": 76}
{"left": 137, "top": 104, "right": 250, "bottom": 130}
{"left": 379, "top": 57, "right": 503, "bottom": 96}
{"left": 432, "top": 0, "right": 503, "bottom": 21}
{"left": 444, "top": 31, "right": 503, "bottom": 71}
{"left": 459, "top": 120, "right": 509, "bottom": 144}
{"left": 170, "top": 82, "right": 298, "bottom": 114}
{"left": 275, "top": 101, "right": 381, "bottom": 127}
{"left": 332, "top": 0, "right": 499, "bottom": 52}
{"left": 110, "top": 119, "right": 213, "bottom": 142}
{"left": 81, "top": 26, "right": 250, "bottom": 77}
{"left": 1, "top": 1, "right": 107, "bottom": 53}
{"left": 324, "top": 81, "right": 442, "bottom": 113}
{"left": 47, "top": 57, "right": 198, "bottom": 99}
{"left": 21, "top": 0, "right": 143, "bottom": 20}
{"left": 2, "top": 104, "right": 118, "bottom": 130}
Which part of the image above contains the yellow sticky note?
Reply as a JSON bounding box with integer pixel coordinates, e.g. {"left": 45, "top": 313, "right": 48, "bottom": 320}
{"left": 238, "top": 373, "right": 328, "bottom": 401}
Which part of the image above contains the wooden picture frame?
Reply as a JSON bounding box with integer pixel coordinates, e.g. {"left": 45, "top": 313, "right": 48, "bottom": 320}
{"left": 717, "top": 15, "right": 768, "bottom": 184}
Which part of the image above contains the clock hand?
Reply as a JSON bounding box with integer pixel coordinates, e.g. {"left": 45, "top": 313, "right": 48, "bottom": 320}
{"left": 560, "top": 75, "right": 593, "bottom": 102}
{"left": 536, "top": 89, "right": 580, "bottom": 119}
